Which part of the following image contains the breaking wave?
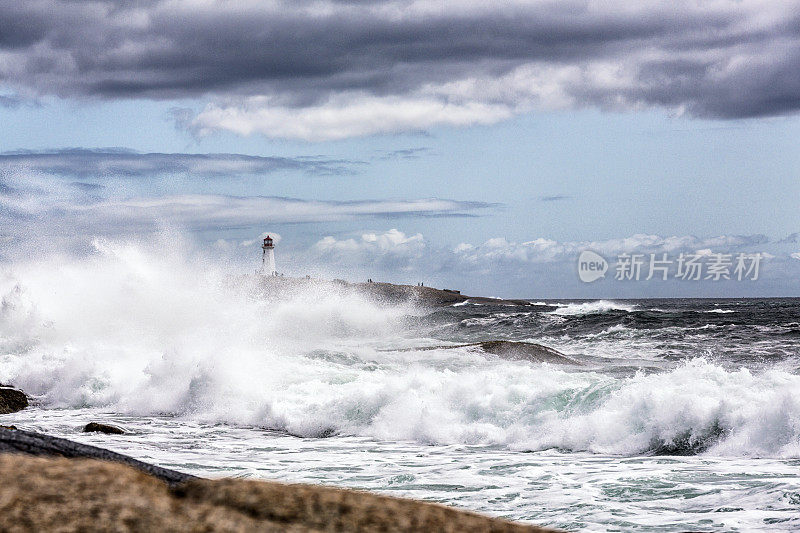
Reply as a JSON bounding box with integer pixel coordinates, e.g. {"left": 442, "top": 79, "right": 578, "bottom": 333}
{"left": 551, "top": 300, "right": 637, "bottom": 316}
{"left": 1, "top": 237, "right": 800, "bottom": 458}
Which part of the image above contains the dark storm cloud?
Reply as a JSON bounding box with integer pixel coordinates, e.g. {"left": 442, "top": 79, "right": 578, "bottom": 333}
{"left": 0, "top": 148, "right": 360, "bottom": 178}
{"left": 2, "top": 1, "right": 800, "bottom": 132}
{"left": 1, "top": 1, "right": 659, "bottom": 98}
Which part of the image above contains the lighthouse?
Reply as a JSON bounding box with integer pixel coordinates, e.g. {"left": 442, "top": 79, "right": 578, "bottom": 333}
{"left": 261, "top": 235, "right": 276, "bottom": 276}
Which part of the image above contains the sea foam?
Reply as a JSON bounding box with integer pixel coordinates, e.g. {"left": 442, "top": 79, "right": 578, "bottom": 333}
{"left": 2, "top": 238, "right": 800, "bottom": 458}
{"left": 551, "top": 300, "right": 637, "bottom": 316}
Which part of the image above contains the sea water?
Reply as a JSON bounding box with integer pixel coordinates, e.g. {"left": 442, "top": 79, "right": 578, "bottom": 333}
{"left": 2, "top": 238, "right": 800, "bottom": 531}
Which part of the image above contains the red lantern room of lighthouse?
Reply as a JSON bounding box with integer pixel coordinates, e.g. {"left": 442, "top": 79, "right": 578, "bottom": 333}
{"left": 261, "top": 235, "right": 277, "bottom": 275}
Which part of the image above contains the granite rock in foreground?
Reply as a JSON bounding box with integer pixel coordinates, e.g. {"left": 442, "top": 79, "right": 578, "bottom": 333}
{"left": 0, "top": 454, "right": 560, "bottom": 532}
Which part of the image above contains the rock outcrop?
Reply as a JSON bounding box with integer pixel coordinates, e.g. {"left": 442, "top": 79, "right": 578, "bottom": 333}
{"left": 0, "top": 428, "right": 560, "bottom": 531}
{"left": 406, "top": 340, "right": 581, "bottom": 365}
{"left": 83, "top": 422, "right": 126, "bottom": 434}
{"left": 0, "top": 387, "right": 28, "bottom": 415}
{"left": 0, "top": 428, "right": 193, "bottom": 485}
{"left": 0, "top": 454, "right": 559, "bottom": 532}
{"left": 475, "top": 341, "right": 581, "bottom": 365}
{"left": 178, "top": 476, "right": 557, "bottom": 533}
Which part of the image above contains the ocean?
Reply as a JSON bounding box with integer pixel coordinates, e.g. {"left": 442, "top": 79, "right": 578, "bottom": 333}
{"left": 2, "top": 241, "right": 800, "bottom": 531}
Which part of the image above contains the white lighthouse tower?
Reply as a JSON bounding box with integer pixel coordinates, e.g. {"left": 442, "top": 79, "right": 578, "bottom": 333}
{"left": 261, "top": 235, "right": 276, "bottom": 276}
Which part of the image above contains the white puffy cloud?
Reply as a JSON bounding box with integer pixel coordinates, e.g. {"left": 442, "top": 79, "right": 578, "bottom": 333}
{"left": 448, "top": 233, "right": 769, "bottom": 269}
{"left": 185, "top": 94, "right": 514, "bottom": 141}
{"left": 313, "top": 230, "right": 427, "bottom": 271}
{"left": 310, "top": 230, "right": 777, "bottom": 272}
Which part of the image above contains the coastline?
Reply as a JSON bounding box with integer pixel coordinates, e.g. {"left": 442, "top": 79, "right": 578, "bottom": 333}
{"left": 252, "top": 274, "right": 533, "bottom": 307}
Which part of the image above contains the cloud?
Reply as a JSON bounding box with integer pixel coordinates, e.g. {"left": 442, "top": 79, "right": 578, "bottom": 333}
{"left": 215, "top": 231, "right": 282, "bottom": 251}
{"left": 0, "top": 94, "right": 23, "bottom": 108}
{"left": 0, "top": 170, "right": 494, "bottom": 239}
{"left": 310, "top": 230, "right": 775, "bottom": 273}
{"left": 314, "top": 229, "right": 426, "bottom": 269}
{"left": 181, "top": 94, "right": 513, "bottom": 141}
{"left": 2, "top": 1, "right": 800, "bottom": 139}
{"left": 374, "top": 148, "right": 431, "bottom": 161}
{"left": 86, "top": 196, "right": 486, "bottom": 227}
{"left": 451, "top": 233, "right": 771, "bottom": 269}
{"left": 0, "top": 148, "right": 359, "bottom": 178}
{"left": 539, "top": 195, "right": 570, "bottom": 202}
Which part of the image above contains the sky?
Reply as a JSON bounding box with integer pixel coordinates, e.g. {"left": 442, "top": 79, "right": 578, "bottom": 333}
{"left": 2, "top": 0, "right": 800, "bottom": 298}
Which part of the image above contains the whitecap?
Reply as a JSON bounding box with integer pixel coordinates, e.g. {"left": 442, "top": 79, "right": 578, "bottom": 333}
{"left": 551, "top": 300, "right": 637, "bottom": 316}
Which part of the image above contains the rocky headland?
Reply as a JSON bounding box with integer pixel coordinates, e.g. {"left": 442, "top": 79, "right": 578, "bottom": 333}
{"left": 252, "top": 275, "right": 533, "bottom": 307}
